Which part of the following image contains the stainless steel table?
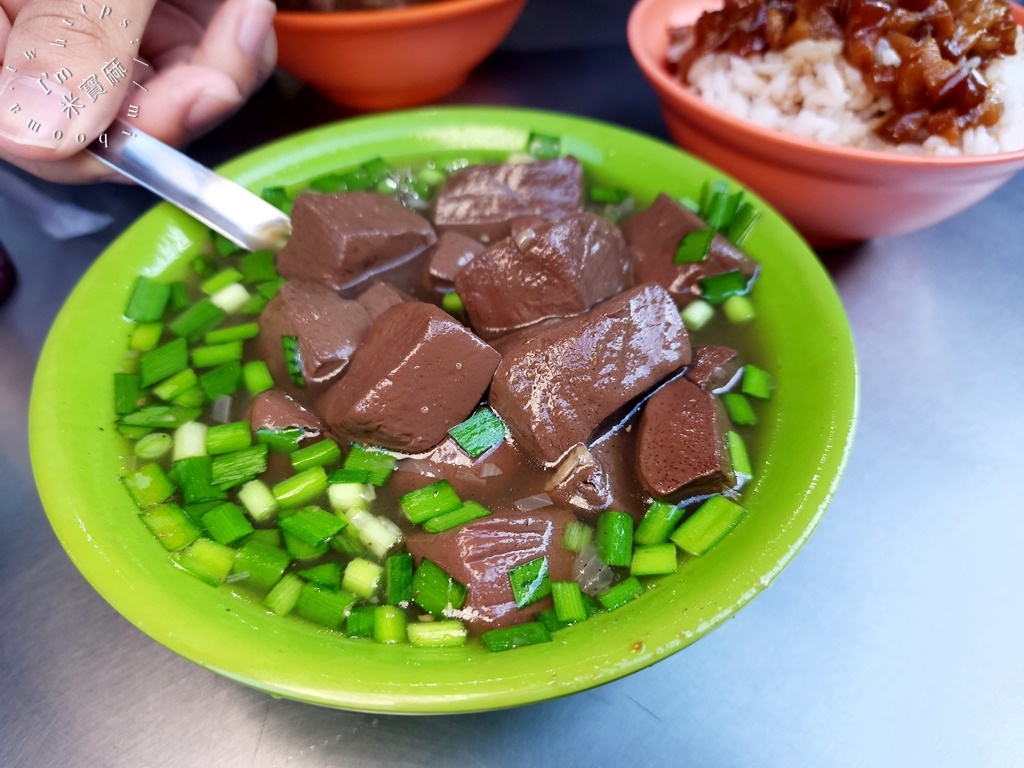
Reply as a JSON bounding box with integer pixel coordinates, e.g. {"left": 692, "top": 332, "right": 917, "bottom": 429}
{"left": 3, "top": 20, "right": 1023, "bottom": 768}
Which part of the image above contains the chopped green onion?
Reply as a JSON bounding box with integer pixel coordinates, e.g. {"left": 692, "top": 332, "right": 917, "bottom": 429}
{"left": 282, "top": 529, "right": 328, "bottom": 560}
{"left": 134, "top": 431, "right": 173, "bottom": 460}
{"left": 508, "top": 556, "right": 551, "bottom": 608}
{"left": 258, "top": 278, "right": 286, "bottom": 301}
{"left": 200, "top": 267, "right": 244, "bottom": 296}
{"left": 681, "top": 299, "right": 714, "bottom": 331}
{"left": 634, "top": 500, "right": 686, "bottom": 546}
{"left": 526, "top": 131, "right": 561, "bottom": 159}
{"left": 237, "top": 478, "right": 278, "bottom": 523}
{"left": 726, "top": 201, "right": 761, "bottom": 245}
{"left": 281, "top": 335, "right": 305, "bottom": 387}
{"left": 296, "top": 583, "right": 356, "bottom": 630}
{"left": 247, "top": 528, "right": 281, "bottom": 547}
{"left": 342, "top": 557, "right": 384, "bottom": 599}
{"left": 310, "top": 173, "right": 346, "bottom": 193}
{"left": 536, "top": 593, "right": 602, "bottom": 632}
{"left": 597, "top": 576, "right": 645, "bottom": 611}
{"left": 210, "top": 283, "right": 252, "bottom": 314}
{"left": 723, "top": 295, "right": 756, "bottom": 323}
{"left": 727, "top": 431, "right": 753, "bottom": 479}
{"left": 448, "top": 408, "right": 505, "bottom": 458}
{"left": 204, "top": 322, "right": 259, "bottom": 346}
{"left": 124, "top": 276, "right": 170, "bottom": 323}
{"left": 167, "top": 281, "right": 190, "bottom": 312}
{"left": 240, "top": 294, "right": 269, "bottom": 316}
{"left": 400, "top": 480, "right": 462, "bottom": 524}
{"left": 699, "top": 270, "right": 750, "bottom": 304}
{"left": 123, "top": 463, "right": 176, "bottom": 508}
{"left": 211, "top": 444, "right": 268, "bottom": 489}
{"left": 114, "top": 372, "right": 143, "bottom": 415}
{"left": 422, "top": 500, "right": 491, "bottom": 534}
{"left": 670, "top": 495, "right": 747, "bottom": 556}
{"left": 256, "top": 426, "right": 306, "bottom": 453}
{"left": 239, "top": 250, "right": 278, "bottom": 283}
{"left": 589, "top": 186, "right": 629, "bottom": 204}
{"left": 119, "top": 404, "right": 202, "bottom": 429}
{"left": 139, "top": 337, "right": 188, "bottom": 387}
{"left": 260, "top": 186, "right": 291, "bottom": 213}
{"left": 168, "top": 299, "right": 226, "bottom": 343}
{"left": 441, "top": 291, "right": 464, "bottom": 315}
{"left": 699, "top": 179, "right": 729, "bottom": 221}
{"left": 630, "top": 543, "right": 678, "bottom": 576}
{"left": 232, "top": 539, "right": 291, "bottom": 592}
{"left": 337, "top": 444, "right": 396, "bottom": 486}
{"left": 722, "top": 392, "right": 757, "bottom": 426}
{"left": 345, "top": 605, "right": 376, "bottom": 638}
{"left": 291, "top": 439, "right": 342, "bottom": 472}
{"left": 298, "top": 562, "right": 342, "bottom": 590}
{"left": 413, "top": 558, "right": 466, "bottom": 617}
{"left": 329, "top": 524, "right": 366, "bottom": 558}
{"left": 342, "top": 508, "right": 402, "bottom": 559}
{"left": 190, "top": 255, "right": 218, "bottom": 278}
{"left": 191, "top": 341, "right": 243, "bottom": 368}
{"left": 674, "top": 229, "right": 714, "bottom": 264}
{"left": 129, "top": 322, "right": 164, "bottom": 351}
{"left": 385, "top": 553, "right": 414, "bottom": 605}
{"left": 417, "top": 166, "right": 446, "bottom": 186}
{"left": 407, "top": 620, "right": 468, "bottom": 648}
{"left": 481, "top": 622, "right": 552, "bottom": 652}
{"left": 373, "top": 605, "right": 407, "bottom": 644}
{"left": 117, "top": 423, "right": 153, "bottom": 440}
{"left": 174, "top": 538, "right": 236, "bottom": 586}
{"left": 152, "top": 368, "right": 199, "bottom": 402}
{"left": 173, "top": 456, "right": 226, "bottom": 504}
{"left": 272, "top": 466, "right": 328, "bottom": 508}
{"left": 201, "top": 502, "right": 254, "bottom": 545}
{"left": 243, "top": 360, "right": 275, "bottom": 396}
{"left": 278, "top": 505, "right": 344, "bottom": 547}
{"left": 596, "top": 510, "right": 633, "bottom": 567}
{"left": 205, "top": 421, "right": 251, "bottom": 455}
{"left": 741, "top": 364, "right": 773, "bottom": 400}
{"left": 172, "top": 420, "right": 207, "bottom": 461}
{"left": 551, "top": 580, "right": 587, "bottom": 623}
{"left": 141, "top": 503, "right": 201, "bottom": 551}
{"left": 265, "top": 573, "right": 304, "bottom": 615}
{"left": 172, "top": 387, "right": 204, "bottom": 408}
{"left": 327, "top": 482, "right": 375, "bottom": 512}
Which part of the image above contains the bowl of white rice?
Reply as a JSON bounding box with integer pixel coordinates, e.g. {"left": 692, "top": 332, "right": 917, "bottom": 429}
{"left": 628, "top": 0, "right": 1024, "bottom": 246}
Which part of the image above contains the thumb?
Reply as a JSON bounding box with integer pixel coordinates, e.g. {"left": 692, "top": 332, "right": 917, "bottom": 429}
{"left": 0, "top": 0, "right": 156, "bottom": 161}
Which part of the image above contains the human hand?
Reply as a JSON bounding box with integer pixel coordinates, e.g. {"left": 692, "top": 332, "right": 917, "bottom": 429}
{"left": 0, "top": 0, "right": 277, "bottom": 183}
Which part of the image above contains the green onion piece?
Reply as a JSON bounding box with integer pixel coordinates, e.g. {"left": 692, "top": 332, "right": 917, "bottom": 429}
{"left": 281, "top": 335, "right": 305, "bottom": 387}
{"left": 342, "top": 508, "right": 402, "bottom": 559}
{"left": 536, "top": 593, "right": 603, "bottom": 632}
{"left": 278, "top": 504, "right": 343, "bottom": 547}
{"left": 273, "top": 466, "right": 328, "bottom": 508}
{"left": 561, "top": 520, "right": 594, "bottom": 553}
{"left": 168, "top": 281, "right": 190, "bottom": 312}
{"left": 182, "top": 500, "right": 222, "bottom": 523}
{"left": 190, "top": 255, "right": 218, "bottom": 278}
{"left": 589, "top": 186, "right": 629, "bottom": 204}
{"left": 412, "top": 558, "right": 467, "bottom": 617}
{"left": 342, "top": 557, "right": 384, "bottom": 599}
{"left": 265, "top": 573, "right": 304, "bottom": 615}
{"left": 129, "top": 322, "right": 164, "bottom": 351}
{"left": 256, "top": 426, "right": 306, "bottom": 453}
{"left": 373, "top": 605, "right": 407, "bottom": 644}
{"left": 117, "top": 424, "right": 153, "bottom": 440}
{"left": 508, "top": 556, "right": 551, "bottom": 608}
{"left": 723, "top": 295, "right": 756, "bottom": 324}
{"left": 399, "top": 480, "right": 462, "bottom": 524}
{"left": 596, "top": 510, "right": 633, "bottom": 567}
{"left": 201, "top": 502, "right": 254, "bottom": 545}
{"left": 422, "top": 500, "right": 491, "bottom": 533}
{"left": 361, "top": 155, "right": 391, "bottom": 180}
{"left": 211, "top": 231, "right": 239, "bottom": 256}
{"left": 385, "top": 553, "right": 414, "bottom": 605}
{"left": 191, "top": 341, "right": 243, "bottom": 368}
{"left": 339, "top": 444, "right": 396, "bottom": 486}
{"left": 114, "top": 372, "right": 142, "bottom": 415}
{"left": 310, "top": 173, "right": 346, "bottom": 193}
{"left": 327, "top": 482, "right": 375, "bottom": 512}
{"left": 630, "top": 543, "right": 679, "bottom": 576}
{"left": 481, "top": 622, "right": 552, "bottom": 652}
{"left": 211, "top": 444, "right": 268, "bottom": 489}
{"left": 297, "top": 562, "right": 342, "bottom": 590}
{"left": 260, "top": 186, "right": 291, "bottom": 213}
{"left": 141, "top": 503, "right": 201, "bottom": 551}
{"left": 139, "top": 337, "right": 188, "bottom": 387}
{"left": 329, "top": 524, "right": 366, "bottom": 558}
{"left": 282, "top": 529, "right": 329, "bottom": 560}
{"left": 168, "top": 298, "right": 226, "bottom": 343}
{"left": 240, "top": 294, "right": 269, "bottom": 316}
{"left": 205, "top": 421, "right": 251, "bottom": 455}
{"left": 209, "top": 283, "right": 252, "bottom": 314}
{"left": 232, "top": 539, "right": 291, "bottom": 592}
{"left": 727, "top": 200, "right": 761, "bottom": 245}
{"left": 124, "top": 276, "right": 170, "bottom": 323}
{"left": 700, "top": 179, "right": 729, "bottom": 221}
{"left": 407, "top": 620, "right": 468, "bottom": 648}
{"left": 204, "top": 322, "right": 259, "bottom": 345}
{"left": 376, "top": 178, "right": 397, "bottom": 196}
{"left": 699, "top": 270, "right": 750, "bottom": 304}
{"left": 174, "top": 538, "right": 236, "bottom": 586}
{"left": 173, "top": 456, "right": 227, "bottom": 504}
{"left": 674, "top": 229, "right": 714, "bottom": 264}
{"left": 200, "top": 267, "right": 244, "bottom": 296}
{"left": 681, "top": 299, "right": 714, "bottom": 331}
{"left": 152, "top": 368, "right": 198, "bottom": 402}
{"left": 634, "top": 500, "right": 686, "bottom": 546}
{"left": 597, "top": 576, "right": 645, "bottom": 611}
{"left": 441, "top": 291, "right": 464, "bottom": 315}
{"left": 237, "top": 479, "right": 279, "bottom": 523}
{"left": 678, "top": 196, "right": 701, "bottom": 213}
{"left": 119, "top": 404, "right": 202, "bottom": 428}
{"left": 134, "top": 431, "right": 173, "bottom": 460}
{"left": 671, "top": 495, "right": 747, "bottom": 556}
{"left": 741, "top": 364, "right": 773, "bottom": 400}
{"left": 417, "top": 166, "right": 446, "bottom": 186}
{"left": 526, "top": 131, "right": 561, "bottom": 159}
{"left": 296, "top": 583, "right": 356, "bottom": 630}
{"left": 123, "top": 463, "right": 176, "bottom": 508}
{"left": 727, "top": 431, "right": 753, "bottom": 479}
{"left": 247, "top": 528, "right": 281, "bottom": 547}
{"left": 339, "top": 167, "right": 371, "bottom": 191}
{"left": 173, "top": 420, "right": 207, "bottom": 461}
{"left": 722, "top": 392, "right": 757, "bottom": 426}
{"left": 551, "top": 580, "right": 587, "bottom": 623}
{"left": 448, "top": 408, "right": 505, "bottom": 458}
{"left": 345, "top": 605, "right": 377, "bottom": 638}
{"left": 291, "top": 439, "right": 342, "bottom": 472}
{"left": 327, "top": 469, "right": 370, "bottom": 485}
{"left": 172, "top": 386, "right": 205, "bottom": 408}
{"left": 243, "top": 360, "right": 275, "bottom": 396}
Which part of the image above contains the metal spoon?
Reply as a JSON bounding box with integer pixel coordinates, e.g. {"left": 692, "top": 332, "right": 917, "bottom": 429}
{"left": 89, "top": 120, "right": 292, "bottom": 252}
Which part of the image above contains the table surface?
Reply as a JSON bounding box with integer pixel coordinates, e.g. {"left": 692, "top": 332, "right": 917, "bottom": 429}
{"left": 3, "top": 12, "right": 1024, "bottom": 768}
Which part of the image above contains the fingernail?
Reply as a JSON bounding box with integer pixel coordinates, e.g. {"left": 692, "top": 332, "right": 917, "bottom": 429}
{"left": 237, "top": 0, "right": 276, "bottom": 60}
{"left": 0, "top": 76, "right": 77, "bottom": 150}
{"left": 185, "top": 88, "right": 243, "bottom": 133}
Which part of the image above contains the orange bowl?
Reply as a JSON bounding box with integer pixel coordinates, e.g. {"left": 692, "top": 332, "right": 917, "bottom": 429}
{"left": 274, "top": 0, "right": 527, "bottom": 111}
{"left": 628, "top": 0, "right": 1024, "bottom": 246}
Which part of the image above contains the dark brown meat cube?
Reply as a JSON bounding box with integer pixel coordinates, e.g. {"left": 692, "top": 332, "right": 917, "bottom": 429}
{"left": 620, "top": 194, "right": 758, "bottom": 306}
{"left": 685, "top": 345, "right": 741, "bottom": 392}
{"left": 432, "top": 157, "right": 584, "bottom": 244}
{"left": 248, "top": 390, "right": 324, "bottom": 435}
{"left": 489, "top": 284, "right": 691, "bottom": 465}
{"left": 356, "top": 281, "right": 409, "bottom": 321}
{"left": 277, "top": 192, "right": 437, "bottom": 291}
{"left": 257, "top": 280, "right": 372, "bottom": 390}
{"left": 316, "top": 302, "right": 501, "bottom": 453}
{"left": 424, "top": 231, "right": 485, "bottom": 291}
{"left": 454, "top": 212, "right": 632, "bottom": 339}
{"left": 404, "top": 507, "right": 578, "bottom": 632}
{"left": 635, "top": 377, "right": 735, "bottom": 500}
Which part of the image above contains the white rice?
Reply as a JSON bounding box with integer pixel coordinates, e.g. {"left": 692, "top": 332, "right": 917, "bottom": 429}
{"left": 685, "top": 29, "right": 1024, "bottom": 155}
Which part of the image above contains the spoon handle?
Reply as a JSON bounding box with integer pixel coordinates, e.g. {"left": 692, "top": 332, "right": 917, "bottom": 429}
{"left": 89, "top": 120, "right": 292, "bottom": 252}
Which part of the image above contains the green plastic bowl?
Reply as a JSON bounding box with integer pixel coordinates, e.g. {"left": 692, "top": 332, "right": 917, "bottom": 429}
{"left": 30, "top": 107, "right": 857, "bottom": 713}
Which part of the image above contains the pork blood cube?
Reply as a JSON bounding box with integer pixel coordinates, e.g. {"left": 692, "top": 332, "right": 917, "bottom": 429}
{"left": 454, "top": 212, "right": 632, "bottom": 339}
{"left": 635, "top": 377, "right": 735, "bottom": 499}
{"left": 277, "top": 191, "right": 437, "bottom": 291}
{"left": 316, "top": 302, "right": 501, "bottom": 453}
{"left": 425, "top": 231, "right": 485, "bottom": 290}
{"left": 356, "top": 281, "right": 409, "bottom": 321}
{"left": 621, "top": 194, "right": 758, "bottom": 306}
{"left": 489, "top": 284, "right": 691, "bottom": 465}
{"left": 432, "top": 157, "right": 584, "bottom": 243}
{"left": 404, "top": 507, "right": 577, "bottom": 632}
{"left": 248, "top": 389, "right": 324, "bottom": 435}
{"left": 685, "top": 345, "right": 741, "bottom": 392}
{"left": 257, "top": 280, "right": 373, "bottom": 389}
